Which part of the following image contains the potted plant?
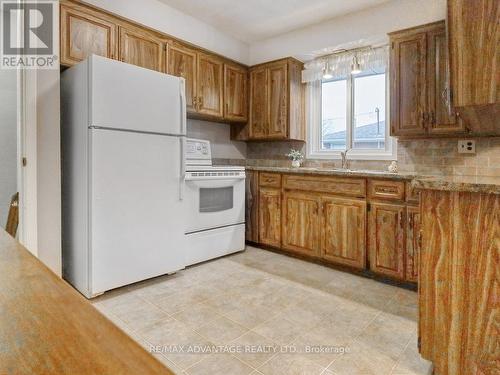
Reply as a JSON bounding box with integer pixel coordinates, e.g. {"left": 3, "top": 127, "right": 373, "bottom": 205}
{"left": 286, "top": 149, "right": 304, "bottom": 168}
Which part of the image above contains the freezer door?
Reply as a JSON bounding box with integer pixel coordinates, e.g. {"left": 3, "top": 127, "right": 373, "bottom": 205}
{"left": 89, "top": 55, "right": 186, "bottom": 135}
{"left": 90, "top": 128, "right": 186, "bottom": 294}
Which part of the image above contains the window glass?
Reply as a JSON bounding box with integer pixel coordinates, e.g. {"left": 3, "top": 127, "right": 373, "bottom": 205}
{"left": 321, "top": 79, "right": 347, "bottom": 150}
{"left": 353, "top": 73, "right": 386, "bottom": 149}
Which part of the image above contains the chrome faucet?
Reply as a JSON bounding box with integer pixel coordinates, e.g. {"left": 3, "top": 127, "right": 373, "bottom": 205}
{"left": 340, "top": 149, "right": 351, "bottom": 170}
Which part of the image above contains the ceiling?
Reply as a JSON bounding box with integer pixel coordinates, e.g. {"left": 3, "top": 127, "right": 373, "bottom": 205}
{"left": 157, "top": 0, "right": 392, "bottom": 43}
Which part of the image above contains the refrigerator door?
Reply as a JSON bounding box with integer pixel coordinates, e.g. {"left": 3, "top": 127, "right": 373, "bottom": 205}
{"left": 90, "top": 128, "right": 186, "bottom": 295}
{"left": 89, "top": 55, "right": 186, "bottom": 136}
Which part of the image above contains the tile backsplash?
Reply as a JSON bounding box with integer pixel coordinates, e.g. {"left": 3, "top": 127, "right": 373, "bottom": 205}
{"left": 217, "top": 137, "right": 500, "bottom": 177}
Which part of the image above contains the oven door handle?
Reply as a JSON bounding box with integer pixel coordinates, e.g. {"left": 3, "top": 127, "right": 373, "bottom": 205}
{"left": 185, "top": 178, "right": 244, "bottom": 188}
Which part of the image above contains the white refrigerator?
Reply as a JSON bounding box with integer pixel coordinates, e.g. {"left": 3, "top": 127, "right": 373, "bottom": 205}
{"left": 61, "top": 55, "right": 187, "bottom": 298}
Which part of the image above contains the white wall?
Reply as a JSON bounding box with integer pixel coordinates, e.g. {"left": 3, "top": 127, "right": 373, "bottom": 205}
{"left": 248, "top": 0, "right": 446, "bottom": 64}
{"left": 0, "top": 70, "right": 18, "bottom": 228}
{"left": 187, "top": 120, "right": 246, "bottom": 160}
{"left": 86, "top": 0, "right": 249, "bottom": 64}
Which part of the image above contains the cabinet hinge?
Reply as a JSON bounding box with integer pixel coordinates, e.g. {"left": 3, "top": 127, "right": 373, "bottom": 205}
{"left": 418, "top": 336, "right": 421, "bottom": 351}
{"left": 22, "top": 157, "right": 27, "bottom": 167}
{"left": 367, "top": 203, "right": 371, "bottom": 212}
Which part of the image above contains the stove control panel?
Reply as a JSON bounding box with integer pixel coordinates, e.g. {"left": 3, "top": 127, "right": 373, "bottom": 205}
{"left": 186, "top": 138, "right": 212, "bottom": 165}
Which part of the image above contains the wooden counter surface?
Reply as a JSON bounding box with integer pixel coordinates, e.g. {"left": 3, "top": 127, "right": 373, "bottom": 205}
{"left": 0, "top": 228, "right": 173, "bottom": 375}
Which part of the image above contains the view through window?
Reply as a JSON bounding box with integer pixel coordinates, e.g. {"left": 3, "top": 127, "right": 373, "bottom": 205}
{"left": 321, "top": 73, "right": 386, "bottom": 151}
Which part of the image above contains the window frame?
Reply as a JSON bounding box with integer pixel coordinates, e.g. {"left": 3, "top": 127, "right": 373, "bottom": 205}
{"left": 307, "top": 72, "right": 397, "bottom": 161}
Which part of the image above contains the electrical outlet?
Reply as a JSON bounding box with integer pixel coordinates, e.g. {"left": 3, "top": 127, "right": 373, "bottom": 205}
{"left": 458, "top": 140, "right": 476, "bottom": 154}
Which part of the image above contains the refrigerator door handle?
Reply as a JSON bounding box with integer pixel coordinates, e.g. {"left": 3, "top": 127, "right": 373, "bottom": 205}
{"left": 179, "top": 78, "right": 187, "bottom": 135}
{"left": 179, "top": 137, "right": 186, "bottom": 201}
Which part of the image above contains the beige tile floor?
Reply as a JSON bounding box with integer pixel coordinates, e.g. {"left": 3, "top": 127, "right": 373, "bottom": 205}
{"left": 92, "top": 246, "right": 432, "bottom": 375}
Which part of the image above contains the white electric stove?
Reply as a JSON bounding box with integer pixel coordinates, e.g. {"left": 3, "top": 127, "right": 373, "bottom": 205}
{"left": 184, "top": 138, "right": 245, "bottom": 265}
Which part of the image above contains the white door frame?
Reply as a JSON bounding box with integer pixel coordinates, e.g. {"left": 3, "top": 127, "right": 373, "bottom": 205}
{"left": 17, "top": 68, "right": 38, "bottom": 255}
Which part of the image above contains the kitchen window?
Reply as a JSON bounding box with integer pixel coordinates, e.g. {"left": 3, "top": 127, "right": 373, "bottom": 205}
{"left": 304, "top": 46, "right": 396, "bottom": 160}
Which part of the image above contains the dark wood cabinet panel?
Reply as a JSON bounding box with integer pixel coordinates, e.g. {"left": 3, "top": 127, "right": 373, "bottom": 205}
{"left": 258, "top": 187, "right": 281, "bottom": 248}
{"left": 282, "top": 191, "right": 320, "bottom": 257}
{"left": 224, "top": 64, "right": 248, "bottom": 122}
{"left": 405, "top": 206, "right": 420, "bottom": 282}
{"left": 245, "top": 171, "right": 259, "bottom": 243}
{"left": 249, "top": 67, "right": 268, "bottom": 139}
{"left": 321, "top": 197, "right": 366, "bottom": 269}
{"left": 390, "top": 32, "right": 427, "bottom": 136}
{"left": 427, "top": 26, "right": 465, "bottom": 134}
{"left": 368, "top": 202, "right": 405, "bottom": 279}
{"left": 268, "top": 61, "right": 288, "bottom": 138}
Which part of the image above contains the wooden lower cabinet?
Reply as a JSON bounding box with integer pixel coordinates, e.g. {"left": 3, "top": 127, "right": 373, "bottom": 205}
{"left": 368, "top": 202, "right": 405, "bottom": 279}
{"left": 245, "top": 170, "right": 259, "bottom": 242}
{"left": 321, "top": 197, "right": 366, "bottom": 269}
{"left": 258, "top": 187, "right": 281, "bottom": 247}
{"left": 405, "top": 206, "right": 420, "bottom": 282}
{"left": 282, "top": 191, "right": 320, "bottom": 257}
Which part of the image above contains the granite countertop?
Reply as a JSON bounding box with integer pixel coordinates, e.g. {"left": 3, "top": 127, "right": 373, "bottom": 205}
{"left": 411, "top": 175, "right": 500, "bottom": 195}
{"left": 244, "top": 166, "right": 500, "bottom": 194}
{"left": 245, "top": 165, "right": 419, "bottom": 180}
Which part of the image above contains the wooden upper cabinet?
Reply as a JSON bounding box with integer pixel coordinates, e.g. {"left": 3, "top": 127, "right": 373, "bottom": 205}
{"left": 119, "top": 27, "right": 165, "bottom": 72}
{"left": 448, "top": 0, "right": 499, "bottom": 107}
{"left": 258, "top": 187, "right": 281, "bottom": 248}
{"left": 249, "top": 67, "right": 268, "bottom": 139}
{"left": 390, "top": 31, "right": 427, "bottom": 136}
{"left": 268, "top": 61, "right": 288, "bottom": 138}
{"left": 282, "top": 191, "right": 320, "bottom": 257}
{"left": 368, "top": 202, "right": 405, "bottom": 280}
{"left": 321, "top": 197, "right": 366, "bottom": 269}
{"left": 196, "top": 53, "right": 224, "bottom": 117}
{"left": 447, "top": 0, "right": 499, "bottom": 134}
{"left": 60, "top": 2, "right": 118, "bottom": 66}
{"left": 167, "top": 43, "right": 197, "bottom": 112}
{"left": 224, "top": 64, "right": 248, "bottom": 122}
{"left": 427, "top": 26, "right": 465, "bottom": 134}
{"left": 247, "top": 58, "right": 305, "bottom": 141}
{"left": 405, "top": 206, "right": 420, "bottom": 282}
{"left": 390, "top": 21, "right": 469, "bottom": 137}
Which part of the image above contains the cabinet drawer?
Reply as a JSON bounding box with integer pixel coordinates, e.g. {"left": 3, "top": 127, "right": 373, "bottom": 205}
{"left": 406, "top": 182, "right": 420, "bottom": 204}
{"left": 368, "top": 179, "right": 405, "bottom": 201}
{"left": 283, "top": 175, "right": 366, "bottom": 198}
{"left": 259, "top": 173, "right": 282, "bottom": 188}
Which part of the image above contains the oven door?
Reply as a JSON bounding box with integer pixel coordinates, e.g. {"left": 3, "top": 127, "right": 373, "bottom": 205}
{"left": 185, "top": 175, "right": 245, "bottom": 233}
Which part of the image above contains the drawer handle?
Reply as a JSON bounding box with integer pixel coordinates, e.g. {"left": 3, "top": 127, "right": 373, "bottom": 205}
{"left": 375, "top": 186, "right": 398, "bottom": 194}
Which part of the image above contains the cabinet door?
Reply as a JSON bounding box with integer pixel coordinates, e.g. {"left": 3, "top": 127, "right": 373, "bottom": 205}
{"left": 390, "top": 33, "right": 427, "bottom": 136}
{"left": 245, "top": 170, "right": 259, "bottom": 243}
{"left": 196, "top": 53, "right": 224, "bottom": 117}
{"left": 258, "top": 187, "right": 281, "bottom": 247}
{"left": 448, "top": 0, "right": 499, "bottom": 107}
{"left": 224, "top": 64, "right": 248, "bottom": 122}
{"left": 168, "top": 44, "right": 197, "bottom": 113}
{"left": 60, "top": 4, "right": 118, "bottom": 66}
{"left": 368, "top": 202, "right": 405, "bottom": 279}
{"left": 119, "top": 27, "right": 165, "bottom": 72}
{"left": 427, "top": 27, "right": 465, "bottom": 134}
{"left": 405, "top": 206, "right": 420, "bottom": 282}
{"left": 282, "top": 191, "right": 320, "bottom": 257}
{"left": 249, "top": 67, "right": 268, "bottom": 139}
{"left": 321, "top": 197, "right": 366, "bottom": 269}
{"left": 268, "top": 62, "right": 288, "bottom": 138}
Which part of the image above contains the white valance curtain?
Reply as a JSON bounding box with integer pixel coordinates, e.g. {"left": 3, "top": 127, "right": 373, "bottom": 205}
{"left": 302, "top": 45, "right": 389, "bottom": 83}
